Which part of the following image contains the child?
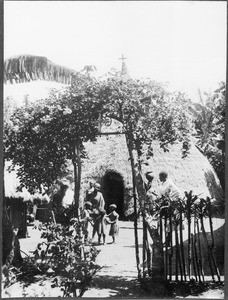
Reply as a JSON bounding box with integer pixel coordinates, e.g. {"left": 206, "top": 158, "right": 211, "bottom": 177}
{"left": 105, "top": 204, "right": 119, "bottom": 244}
{"left": 92, "top": 209, "right": 107, "bottom": 245}
{"left": 81, "top": 201, "right": 93, "bottom": 242}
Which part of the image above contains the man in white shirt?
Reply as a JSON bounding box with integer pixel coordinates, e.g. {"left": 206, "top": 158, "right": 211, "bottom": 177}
{"left": 158, "top": 171, "right": 182, "bottom": 246}
{"left": 158, "top": 171, "right": 182, "bottom": 202}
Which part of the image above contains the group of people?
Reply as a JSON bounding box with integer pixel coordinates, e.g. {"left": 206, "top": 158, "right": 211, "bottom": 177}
{"left": 144, "top": 170, "right": 182, "bottom": 212}
{"left": 81, "top": 171, "right": 180, "bottom": 244}
{"left": 81, "top": 183, "right": 119, "bottom": 245}
{"left": 144, "top": 171, "right": 183, "bottom": 242}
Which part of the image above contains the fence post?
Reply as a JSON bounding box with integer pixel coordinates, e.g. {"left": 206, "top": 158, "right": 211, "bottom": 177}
{"left": 143, "top": 220, "right": 147, "bottom": 278}
{"left": 179, "top": 208, "right": 186, "bottom": 281}
{"left": 169, "top": 214, "right": 173, "bottom": 281}
{"left": 191, "top": 233, "right": 198, "bottom": 281}
{"left": 200, "top": 214, "right": 215, "bottom": 281}
{"left": 193, "top": 214, "right": 200, "bottom": 282}
{"left": 164, "top": 215, "right": 168, "bottom": 280}
{"left": 196, "top": 218, "right": 205, "bottom": 282}
{"left": 207, "top": 198, "right": 221, "bottom": 282}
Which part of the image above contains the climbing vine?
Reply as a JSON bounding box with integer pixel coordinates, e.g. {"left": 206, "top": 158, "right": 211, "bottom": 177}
{"left": 4, "top": 69, "right": 194, "bottom": 281}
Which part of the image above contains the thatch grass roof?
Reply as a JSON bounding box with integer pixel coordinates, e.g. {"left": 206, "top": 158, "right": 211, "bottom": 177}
{"left": 4, "top": 55, "right": 77, "bottom": 85}
{"left": 82, "top": 136, "right": 223, "bottom": 204}
{"left": 4, "top": 136, "right": 223, "bottom": 208}
{"left": 82, "top": 133, "right": 131, "bottom": 187}
{"left": 4, "top": 162, "right": 50, "bottom": 202}
{"left": 146, "top": 141, "right": 223, "bottom": 201}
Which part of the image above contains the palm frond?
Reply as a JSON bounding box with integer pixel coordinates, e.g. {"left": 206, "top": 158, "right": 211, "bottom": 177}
{"left": 4, "top": 55, "right": 78, "bottom": 84}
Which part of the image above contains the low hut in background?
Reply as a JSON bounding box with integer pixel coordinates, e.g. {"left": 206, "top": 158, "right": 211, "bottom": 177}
{"left": 49, "top": 179, "right": 74, "bottom": 212}
{"left": 4, "top": 162, "right": 50, "bottom": 237}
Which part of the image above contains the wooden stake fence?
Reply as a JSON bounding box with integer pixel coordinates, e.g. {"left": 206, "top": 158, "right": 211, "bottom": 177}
{"left": 141, "top": 194, "right": 221, "bottom": 283}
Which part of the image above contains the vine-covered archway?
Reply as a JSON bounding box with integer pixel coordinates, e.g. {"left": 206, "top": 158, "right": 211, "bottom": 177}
{"left": 4, "top": 56, "right": 198, "bottom": 282}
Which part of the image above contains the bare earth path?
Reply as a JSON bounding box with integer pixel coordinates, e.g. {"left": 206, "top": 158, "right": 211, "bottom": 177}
{"left": 3, "top": 221, "right": 145, "bottom": 298}
{"left": 3, "top": 220, "right": 224, "bottom": 298}
{"left": 82, "top": 219, "right": 225, "bottom": 298}
{"left": 83, "top": 221, "right": 145, "bottom": 298}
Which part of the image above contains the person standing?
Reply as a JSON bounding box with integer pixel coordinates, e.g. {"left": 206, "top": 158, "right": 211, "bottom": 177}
{"left": 90, "top": 183, "right": 106, "bottom": 244}
{"left": 92, "top": 209, "right": 107, "bottom": 245}
{"left": 91, "top": 183, "right": 105, "bottom": 211}
{"left": 105, "top": 204, "right": 119, "bottom": 244}
{"left": 86, "top": 182, "right": 94, "bottom": 203}
{"left": 81, "top": 202, "right": 93, "bottom": 242}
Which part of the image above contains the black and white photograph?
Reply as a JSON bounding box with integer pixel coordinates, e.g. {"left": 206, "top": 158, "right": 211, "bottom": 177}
{"left": 2, "top": 1, "right": 226, "bottom": 298}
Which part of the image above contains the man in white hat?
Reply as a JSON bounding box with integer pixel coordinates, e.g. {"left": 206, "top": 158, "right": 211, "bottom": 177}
{"left": 91, "top": 183, "right": 105, "bottom": 211}
{"left": 90, "top": 183, "right": 106, "bottom": 244}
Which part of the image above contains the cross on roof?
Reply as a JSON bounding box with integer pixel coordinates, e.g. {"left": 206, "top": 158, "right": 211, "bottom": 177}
{"left": 119, "top": 54, "right": 126, "bottom": 62}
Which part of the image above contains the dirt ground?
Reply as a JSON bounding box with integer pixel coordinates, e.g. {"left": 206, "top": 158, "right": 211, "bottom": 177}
{"left": 2, "top": 220, "right": 225, "bottom": 298}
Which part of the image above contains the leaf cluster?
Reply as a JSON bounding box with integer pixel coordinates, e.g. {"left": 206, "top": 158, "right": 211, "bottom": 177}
{"left": 4, "top": 71, "right": 195, "bottom": 194}
{"left": 98, "top": 74, "right": 193, "bottom": 160}
{"left": 28, "top": 218, "right": 100, "bottom": 297}
{"left": 149, "top": 191, "right": 216, "bottom": 222}
{"left": 4, "top": 74, "right": 102, "bottom": 194}
{"left": 190, "top": 82, "right": 225, "bottom": 190}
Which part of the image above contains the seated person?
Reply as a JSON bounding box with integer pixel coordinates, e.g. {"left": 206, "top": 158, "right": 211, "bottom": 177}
{"left": 158, "top": 171, "right": 182, "bottom": 202}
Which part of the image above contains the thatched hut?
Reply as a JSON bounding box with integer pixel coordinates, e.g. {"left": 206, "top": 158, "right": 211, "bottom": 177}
{"left": 81, "top": 134, "right": 224, "bottom": 219}
{"left": 4, "top": 55, "right": 224, "bottom": 220}
{"left": 4, "top": 162, "right": 50, "bottom": 237}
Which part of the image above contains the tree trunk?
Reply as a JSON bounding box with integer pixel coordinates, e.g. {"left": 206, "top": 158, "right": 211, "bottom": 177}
{"left": 144, "top": 211, "right": 165, "bottom": 280}
{"left": 2, "top": 205, "right": 23, "bottom": 267}
{"left": 3, "top": 158, "right": 23, "bottom": 267}
{"left": 76, "top": 141, "right": 82, "bottom": 206}
{"left": 72, "top": 140, "right": 82, "bottom": 217}
{"left": 125, "top": 131, "right": 164, "bottom": 280}
{"left": 125, "top": 132, "right": 142, "bottom": 279}
{"left": 126, "top": 132, "right": 165, "bottom": 280}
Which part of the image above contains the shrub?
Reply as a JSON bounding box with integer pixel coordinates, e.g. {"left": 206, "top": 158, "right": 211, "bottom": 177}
{"left": 32, "top": 218, "right": 100, "bottom": 297}
{"left": 3, "top": 217, "right": 101, "bottom": 297}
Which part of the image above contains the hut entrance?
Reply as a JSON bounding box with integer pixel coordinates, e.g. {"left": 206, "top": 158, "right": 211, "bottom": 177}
{"left": 103, "top": 171, "right": 124, "bottom": 219}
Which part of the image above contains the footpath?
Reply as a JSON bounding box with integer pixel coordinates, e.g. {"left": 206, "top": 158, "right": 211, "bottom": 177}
{"left": 3, "top": 221, "right": 145, "bottom": 298}
{"left": 3, "top": 220, "right": 224, "bottom": 298}
{"left": 83, "top": 221, "right": 145, "bottom": 298}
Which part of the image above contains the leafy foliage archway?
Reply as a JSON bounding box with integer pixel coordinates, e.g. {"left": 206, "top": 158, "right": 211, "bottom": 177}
{"left": 5, "top": 68, "right": 195, "bottom": 280}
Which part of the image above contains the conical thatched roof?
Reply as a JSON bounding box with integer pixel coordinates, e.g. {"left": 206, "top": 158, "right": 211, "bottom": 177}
{"left": 4, "top": 55, "right": 77, "bottom": 85}
{"left": 145, "top": 141, "right": 223, "bottom": 201}
{"left": 4, "top": 162, "right": 50, "bottom": 202}
{"left": 82, "top": 135, "right": 223, "bottom": 204}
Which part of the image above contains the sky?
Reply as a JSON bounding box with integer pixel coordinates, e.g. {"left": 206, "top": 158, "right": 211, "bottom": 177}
{"left": 4, "top": 1, "right": 227, "bottom": 102}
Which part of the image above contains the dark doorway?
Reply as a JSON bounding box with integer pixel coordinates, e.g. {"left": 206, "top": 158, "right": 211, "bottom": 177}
{"left": 103, "top": 171, "right": 124, "bottom": 219}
